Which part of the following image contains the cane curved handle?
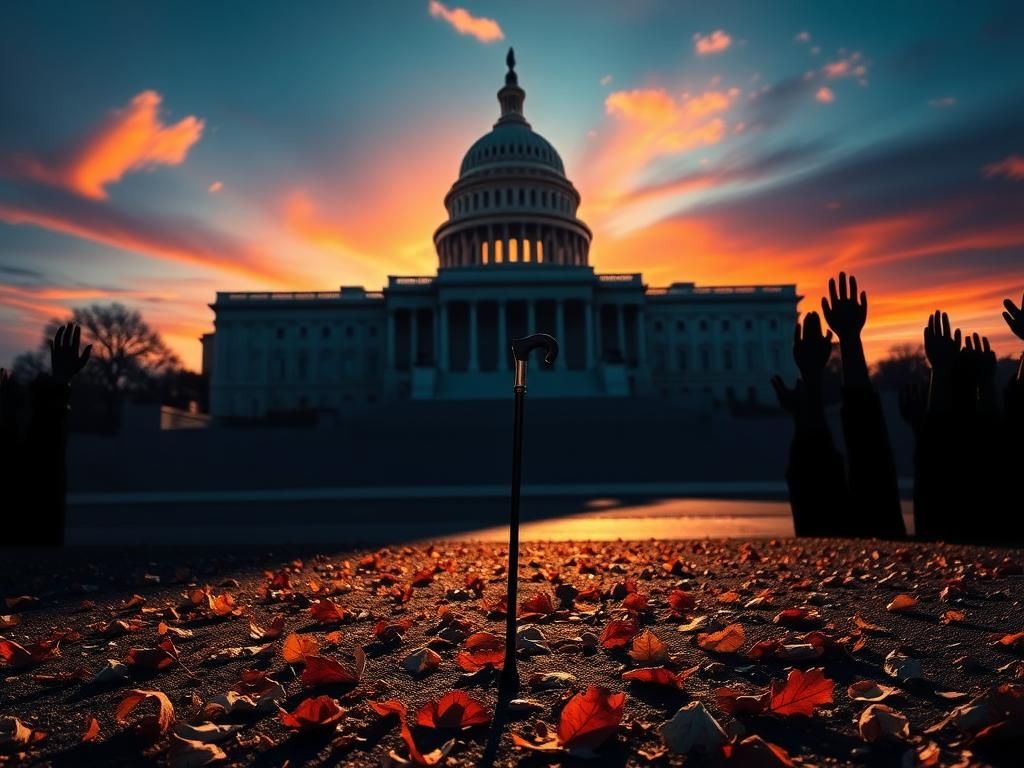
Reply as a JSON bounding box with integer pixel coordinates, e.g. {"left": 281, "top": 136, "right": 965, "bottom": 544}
{"left": 511, "top": 333, "right": 558, "bottom": 365}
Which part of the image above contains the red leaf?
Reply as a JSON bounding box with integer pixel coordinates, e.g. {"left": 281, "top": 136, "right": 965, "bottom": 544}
{"left": 696, "top": 623, "right": 745, "bottom": 654}
{"left": 667, "top": 589, "right": 697, "bottom": 615}
{"left": 599, "top": 619, "right": 639, "bottom": 649}
{"left": 415, "top": 691, "right": 491, "bottom": 730}
{"left": 724, "top": 735, "right": 795, "bottom": 767}
{"left": 773, "top": 607, "right": 823, "bottom": 629}
{"left": 279, "top": 695, "right": 346, "bottom": 730}
{"left": 308, "top": 600, "right": 350, "bottom": 625}
{"left": 374, "top": 618, "right": 413, "bottom": 642}
{"left": 411, "top": 567, "right": 436, "bottom": 587}
{"left": 557, "top": 685, "right": 625, "bottom": 752}
{"left": 769, "top": 668, "right": 835, "bottom": 716}
{"left": 301, "top": 649, "right": 365, "bottom": 686}
{"left": 0, "top": 636, "right": 60, "bottom": 669}
{"left": 369, "top": 699, "right": 434, "bottom": 765}
{"left": 115, "top": 689, "right": 174, "bottom": 742}
{"left": 519, "top": 593, "right": 555, "bottom": 617}
{"left": 622, "top": 592, "right": 650, "bottom": 613}
{"left": 622, "top": 665, "right": 695, "bottom": 690}
{"left": 456, "top": 632, "right": 505, "bottom": 671}
{"left": 124, "top": 638, "right": 178, "bottom": 671}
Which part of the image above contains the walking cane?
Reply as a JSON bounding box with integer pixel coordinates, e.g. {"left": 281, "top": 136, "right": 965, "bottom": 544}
{"left": 500, "top": 333, "right": 558, "bottom": 694}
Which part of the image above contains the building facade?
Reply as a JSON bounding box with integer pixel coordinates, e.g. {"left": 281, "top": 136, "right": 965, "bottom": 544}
{"left": 207, "top": 51, "right": 799, "bottom": 419}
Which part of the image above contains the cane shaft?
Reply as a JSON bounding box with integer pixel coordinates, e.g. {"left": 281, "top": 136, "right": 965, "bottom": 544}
{"left": 502, "top": 382, "right": 525, "bottom": 686}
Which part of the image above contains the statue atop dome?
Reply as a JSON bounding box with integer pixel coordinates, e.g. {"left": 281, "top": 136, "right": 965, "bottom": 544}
{"left": 505, "top": 47, "right": 517, "bottom": 86}
{"left": 498, "top": 47, "right": 525, "bottom": 122}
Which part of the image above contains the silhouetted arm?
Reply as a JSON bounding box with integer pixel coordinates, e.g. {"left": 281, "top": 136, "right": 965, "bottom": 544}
{"left": 21, "top": 324, "right": 91, "bottom": 546}
{"left": 924, "top": 310, "right": 961, "bottom": 416}
{"left": 822, "top": 273, "right": 905, "bottom": 540}
{"left": 773, "top": 312, "right": 852, "bottom": 537}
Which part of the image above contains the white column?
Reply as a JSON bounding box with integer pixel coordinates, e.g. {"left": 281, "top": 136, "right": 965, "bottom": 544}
{"left": 616, "top": 305, "right": 626, "bottom": 364}
{"left": 386, "top": 311, "right": 396, "bottom": 369}
{"left": 410, "top": 310, "right": 419, "bottom": 368}
{"left": 527, "top": 299, "right": 536, "bottom": 333}
{"left": 584, "top": 301, "right": 594, "bottom": 369}
{"left": 468, "top": 301, "right": 478, "bottom": 371}
{"left": 497, "top": 300, "right": 507, "bottom": 370}
{"left": 503, "top": 223, "right": 511, "bottom": 262}
{"left": 439, "top": 302, "right": 449, "bottom": 371}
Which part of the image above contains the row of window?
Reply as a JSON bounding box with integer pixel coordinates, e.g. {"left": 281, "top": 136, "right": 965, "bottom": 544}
{"left": 219, "top": 324, "right": 378, "bottom": 341}
{"left": 451, "top": 186, "right": 573, "bottom": 216}
{"left": 467, "top": 141, "right": 557, "bottom": 167}
{"left": 651, "top": 316, "right": 787, "bottom": 334}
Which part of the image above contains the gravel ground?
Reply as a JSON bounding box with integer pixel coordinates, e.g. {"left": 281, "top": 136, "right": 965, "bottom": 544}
{"left": 1, "top": 538, "right": 1022, "bottom": 767}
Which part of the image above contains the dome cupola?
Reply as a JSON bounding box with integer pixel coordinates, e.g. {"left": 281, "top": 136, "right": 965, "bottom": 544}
{"left": 434, "top": 49, "right": 592, "bottom": 270}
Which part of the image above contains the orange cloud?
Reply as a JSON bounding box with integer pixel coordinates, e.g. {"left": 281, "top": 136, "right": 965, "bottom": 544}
{"left": 208, "top": 180, "right": 223, "bottom": 193}
{"left": 815, "top": 86, "right": 835, "bottom": 103}
{"left": 822, "top": 52, "right": 867, "bottom": 79}
{"left": 428, "top": 1, "right": 504, "bottom": 43}
{"left": 984, "top": 154, "right": 1024, "bottom": 180}
{"left": 693, "top": 30, "right": 732, "bottom": 56}
{"left": 10, "top": 91, "right": 204, "bottom": 200}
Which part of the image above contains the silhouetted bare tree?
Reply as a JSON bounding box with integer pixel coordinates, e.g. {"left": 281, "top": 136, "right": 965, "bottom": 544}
{"left": 871, "top": 344, "right": 929, "bottom": 391}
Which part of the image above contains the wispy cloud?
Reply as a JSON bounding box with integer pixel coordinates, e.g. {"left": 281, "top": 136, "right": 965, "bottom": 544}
{"left": 428, "top": 1, "right": 503, "bottom": 43}
{"left": 208, "top": 180, "right": 223, "bottom": 193}
{"left": 3, "top": 91, "right": 203, "bottom": 200}
{"left": 929, "top": 96, "right": 956, "bottom": 108}
{"left": 693, "top": 30, "right": 732, "bottom": 56}
{"left": 822, "top": 52, "right": 867, "bottom": 79}
{"left": 983, "top": 154, "right": 1024, "bottom": 180}
{"left": 794, "top": 31, "right": 811, "bottom": 43}
{"left": 815, "top": 86, "right": 835, "bottom": 103}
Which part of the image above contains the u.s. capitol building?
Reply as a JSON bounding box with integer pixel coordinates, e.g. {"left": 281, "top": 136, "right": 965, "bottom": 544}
{"left": 205, "top": 51, "right": 798, "bottom": 419}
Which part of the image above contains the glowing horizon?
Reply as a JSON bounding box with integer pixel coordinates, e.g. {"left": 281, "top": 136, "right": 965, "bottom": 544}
{"left": 2, "top": 1, "right": 1023, "bottom": 371}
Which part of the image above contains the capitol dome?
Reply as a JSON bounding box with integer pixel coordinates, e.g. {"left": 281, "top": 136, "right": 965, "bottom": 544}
{"left": 434, "top": 49, "right": 592, "bottom": 270}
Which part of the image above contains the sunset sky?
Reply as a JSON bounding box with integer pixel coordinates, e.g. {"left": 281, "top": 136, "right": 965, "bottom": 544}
{"left": 2, "top": 0, "right": 1023, "bottom": 370}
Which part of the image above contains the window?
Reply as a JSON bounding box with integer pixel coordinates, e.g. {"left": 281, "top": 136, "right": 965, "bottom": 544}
{"left": 321, "top": 326, "right": 330, "bottom": 339}
{"left": 299, "top": 326, "right": 307, "bottom": 339}
{"left": 473, "top": 192, "right": 479, "bottom": 210}
{"left": 518, "top": 188, "right": 525, "bottom": 205}
{"left": 345, "top": 325, "right": 354, "bottom": 339}
{"left": 676, "top": 320, "right": 686, "bottom": 332}
{"left": 530, "top": 189, "right": 536, "bottom": 206}
{"left": 276, "top": 327, "right": 285, "bottom": 340}
{"left": 483, "top": 190, "right": 490, "bottom": 207}
{"left": 506, "top": 188, "right": 512, "bottom": 204}
{"left": 745, "top": 319, "right": 753, "bottom": 331}
{"left": 722, "top": 319, "right": 731, "bottom": 331}
{"left": 770, "top": 318, "right": 778, "bottom": 331}
{"left": 723, "top": 346, "right": 734, "bottom": 371}
{"left": 654, "top": 321, "right": 663, "bottom": 333}
{"left": 699, "top": 320, "right": 708, "bottom": 332}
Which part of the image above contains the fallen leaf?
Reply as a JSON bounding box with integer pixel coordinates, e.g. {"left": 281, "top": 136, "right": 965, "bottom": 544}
{"left": 623, "top": 665, "right": 695, "bottom": 690}
{"left": 995, "top": 632, "right": 1024, "bottom": 653}
{"left": 628, "top": 630, "right": 669, "bottom": 664}
{"left": 173, "top": 722, "right": 243, "bottom": 743}
{"left": 677, "top": 615, "right": 709, "bottom": 633}
{"left": 853, "top": 614, "right": 891, "bottom": 634}
{"left": 886, "top": 594, "right": 919, "bottom": 612}
{"left": 205, "top": 644, "right": 273, "bottom": 664}
{"left": 0, "top": 636, "right": 60, "bottom": 668}
{"left": 279, "top": 695, "right": 346, "bottom": 730}
{"left": 769, "top": 668, "right": 834, "bottom": 716}
{"left": 724, "top": 735, "right": 795, "bottom": 767}
{"left": 167, "top": 734, "right": 226, "bottom": 767}
{"left": 456, "top": 631, "right": 505, "bottom": 671}
{"left": 81, "top": 715, "right": 100, "bottom": 743}
{"left": 599, "top": 618, "right": 639, "bottom": 649}
{"left": 773, "top": 607, "right": 823, "bottom": 628}
{"left": 248, "top": 615, "right": 285, "bottom": 641}
{"left": 941, "top": 610, "right": 966, "bottom": 625}
{"left": 884, "top": 650, "right": 926, "bottom": 682}
{"left": 697, "top": 623, "right": 745, "bottom": 654}
{"left": 158, "top": 622, "right": 194, "bottom": 639}
{"left": 622, "top": 592, "right": 650, "bottom": 612}
{"left": 660, "top": 701, "right": 727, "bottom": 754}
{"left": 415, "top": 691, "right": 491, "bottom": 730}
{"left": 0, "top": 615, "right": 20, "bottom": 629}
{"left": 557, "top": 685, "right": 625, "bottom": 752}
{"left": 301, "top": 649, "right": 365, "bottom": 686}
{"left": 520, "top": 592, "right": 555, "bottom": 617}
{"left": 124, "top": 638, "right": 178, "bottom": 671}
{"left": 91, "top": 659, "right": 130, "bottom": 685}
{"left": 309, "top": 599, "right": 350, "bottom": 625}
{"left": 115, "top": 689, "right": 175, "bottom": 741}
{"left": 858, "top": 704, "right": 910, "bottom": 744}
{"left": 529, "top": 671, "right": 578, "bottom": 690}
{"left": 369, "top": 699, "right": 445, "bottom": 765}
{"left": 0, "top": 716, "right": 46, "bottom": 748}
{"left": 848, "top": 680, "right": 900, "bottom": 702}
{"left": 716, "top": 686, "right": 770, "bottom": 715}
{"left": 667, "top": 589, "right": 697, "bottom": 615}
{"left": 282, "top": 632, "right": 320, "bottom": 664}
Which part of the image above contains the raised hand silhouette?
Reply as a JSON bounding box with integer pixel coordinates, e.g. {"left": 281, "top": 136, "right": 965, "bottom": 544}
{"left": 49, "top": 323, "right": 92, "bottom": 386}
{"left": 821, "top": 272, "right": 867, "bottom": 338}
{"left": 923, "top": 311, "right": 961, "bottom": 372}
{"left": 792, "top": 312, "right": 832, "bottom": 382}
{"left": 1003, "top": 292, "right": 1024, "bottom": 341}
